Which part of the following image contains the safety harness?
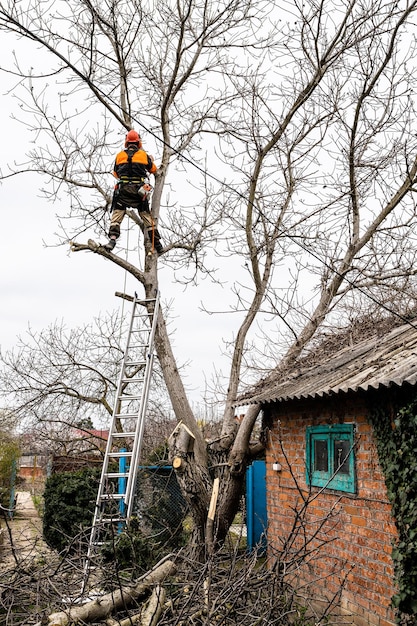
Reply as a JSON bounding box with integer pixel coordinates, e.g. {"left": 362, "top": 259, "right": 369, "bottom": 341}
{"left": 119, "top": 146, "right": 146, "bottom": 185}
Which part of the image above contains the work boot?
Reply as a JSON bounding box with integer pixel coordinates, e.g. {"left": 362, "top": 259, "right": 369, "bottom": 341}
{"left": 155, "top": 240, "right": 164, "bottom": 255}
{"left": 103, "top": 237, "right": 116, "bottom": 251}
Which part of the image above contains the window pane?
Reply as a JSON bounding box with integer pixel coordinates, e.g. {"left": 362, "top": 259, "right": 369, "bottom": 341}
{"left": 306, "top": 425, "right": 356, "bottom": 494}
{"left": 314, "top": 439, "right": 328, "bottom": 472}
{"left": 334, "top": 439, "right": 350, "bottom": 475}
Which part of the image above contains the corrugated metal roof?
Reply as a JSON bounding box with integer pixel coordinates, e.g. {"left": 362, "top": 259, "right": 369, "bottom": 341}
{"left": 239, "top": 321, "right": 417, "bottom": 405}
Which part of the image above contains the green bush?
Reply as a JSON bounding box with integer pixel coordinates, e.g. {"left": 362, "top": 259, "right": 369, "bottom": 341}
{"left": 43, "top": 467, "right": 100, "bottom": 552}
{"left": 100, "top": 517, "right": 156, "bottom": 580}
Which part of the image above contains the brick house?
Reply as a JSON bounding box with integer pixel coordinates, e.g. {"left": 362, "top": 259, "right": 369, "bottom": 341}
{"left": 240, "top": 320, "right": 417, "bottom": 626}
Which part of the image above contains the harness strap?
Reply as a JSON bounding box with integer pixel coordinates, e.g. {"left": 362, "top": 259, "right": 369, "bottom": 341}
{"left": 119, "top": 177, "right": 146, "bottom": 184}
{"left": 126, "top": 146, "right": 136, "bottom": 179}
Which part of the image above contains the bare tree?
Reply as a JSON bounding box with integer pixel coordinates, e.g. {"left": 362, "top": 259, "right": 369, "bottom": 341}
{"left": 1, "top": 0, "right": 417, "bottom": 558}
{"left": 0, "top": 314, "right": 174, "bottom": 460}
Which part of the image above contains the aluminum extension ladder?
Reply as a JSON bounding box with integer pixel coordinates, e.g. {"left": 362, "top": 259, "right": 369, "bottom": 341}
{"left": 83, "top": 290, "right": 160, "bottom": 589}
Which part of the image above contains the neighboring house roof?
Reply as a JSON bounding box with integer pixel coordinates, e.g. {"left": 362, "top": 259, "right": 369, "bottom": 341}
{"left": 239, "top": 321, "right": 417, "bottom": 405}
{"left": 70, "top": 429, "right": 109, "bottom": 454}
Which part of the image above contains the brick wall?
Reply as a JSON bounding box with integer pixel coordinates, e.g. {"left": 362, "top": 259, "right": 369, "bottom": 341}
{"left": 264, "top": 392, "right": 397, "bottom": 626}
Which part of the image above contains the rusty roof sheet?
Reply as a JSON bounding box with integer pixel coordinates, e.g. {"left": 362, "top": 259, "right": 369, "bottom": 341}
{"left": 240, "top": 321, "right": 417, "bottom": 405}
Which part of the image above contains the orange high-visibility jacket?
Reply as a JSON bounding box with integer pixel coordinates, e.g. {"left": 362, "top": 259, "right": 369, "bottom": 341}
{"left": 113, "top": 148, "right": 157, "bottom": 183}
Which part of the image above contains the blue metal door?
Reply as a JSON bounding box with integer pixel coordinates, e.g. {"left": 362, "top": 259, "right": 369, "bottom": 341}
{"left": 246, "top": 460, "right": 267, "bottom": 552}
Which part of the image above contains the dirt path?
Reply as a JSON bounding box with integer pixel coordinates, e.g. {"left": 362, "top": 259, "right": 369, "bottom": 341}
{"left": 0, "top": 490, "right": 49, "bottom": 570}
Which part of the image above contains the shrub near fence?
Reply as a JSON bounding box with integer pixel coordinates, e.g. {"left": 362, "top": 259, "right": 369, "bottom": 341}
{"left": 42, "top": 463, "right": 188, "bottom": 559}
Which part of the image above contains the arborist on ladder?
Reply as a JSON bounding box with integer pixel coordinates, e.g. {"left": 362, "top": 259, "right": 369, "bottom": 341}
{"left": 103, "top": 129, "right": 163, "bottom": 254}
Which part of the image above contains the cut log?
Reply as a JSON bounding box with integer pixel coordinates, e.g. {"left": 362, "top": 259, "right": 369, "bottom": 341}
{"left": 141, "top": 585, "right": 166, "bottom": 626}
{"left": 46, "top": 560, "right": 176, "bottom": 626}
{"left": 106, "top": 586, "right": 166, "bottom": 626}
{"left": 168, "top": 421, "right": 195, "bottom": 454}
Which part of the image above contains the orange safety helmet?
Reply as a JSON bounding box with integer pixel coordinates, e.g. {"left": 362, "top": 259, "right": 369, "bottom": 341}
{"left": 125, "top": 129, "right": 142, "bottom": 147}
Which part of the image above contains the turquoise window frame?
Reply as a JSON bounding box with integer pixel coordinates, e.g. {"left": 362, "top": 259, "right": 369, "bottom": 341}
{"left": 306, "top": 424, "right": 356, "bottom": 493}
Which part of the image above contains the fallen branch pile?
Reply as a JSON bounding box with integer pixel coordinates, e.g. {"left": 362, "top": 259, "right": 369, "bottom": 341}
{"left": 1, "top": 525, "right": 346, "bottom": 626}
{"left": 44, "top": 560, "right": 175, "bottom": 626}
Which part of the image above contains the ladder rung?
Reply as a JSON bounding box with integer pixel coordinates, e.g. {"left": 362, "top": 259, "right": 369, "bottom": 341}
{"left": 105, "top": 472, "right": 130, "bottom": 478}
{"left": 118, "top": 395, "right": 143, "bottom": 401}
{"left": 97, "top": 517, "right": 126, "bottom": 524}
{"left": 114, "top": 413, "right": 139, "bottom": 419}
{"left": 108, "top": 451, "right": 132, "bottom": 458}
{"left": 121, "top": 378, "right": 144, "bottom": 384}
{"left": 112, "top": 432, "right": 136, "bottom": 438}
{"left": 124, "top": 361, "right": 146, "bottom": 366}
{"left": 100, "top": 493, "right": 125, "bottom": 500}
